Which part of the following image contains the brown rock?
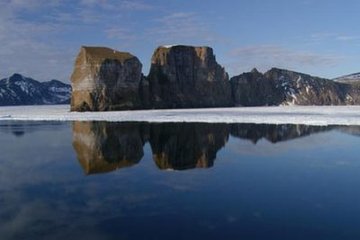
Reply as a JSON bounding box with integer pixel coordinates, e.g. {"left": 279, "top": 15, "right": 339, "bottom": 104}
{"left": 70, "top": 46, "right": 143, "bottom": 111}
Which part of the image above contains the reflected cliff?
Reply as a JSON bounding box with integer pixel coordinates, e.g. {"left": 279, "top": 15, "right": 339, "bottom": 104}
{"left": 149, "top": 123, "right": 230, "bottom": 170}
{"left": 72, "top": 121, "right": 360, "bottom": 174}
{"left": 72, "top": 121, "right": 147, "bottom": 174}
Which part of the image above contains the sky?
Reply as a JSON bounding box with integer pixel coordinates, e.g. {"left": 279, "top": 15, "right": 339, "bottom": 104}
{"left": 0, "top": 0, "right": 360, "bottom": 83}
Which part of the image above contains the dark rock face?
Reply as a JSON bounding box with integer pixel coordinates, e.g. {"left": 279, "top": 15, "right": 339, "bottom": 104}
{"left": 231, "top": 68, "right": 356, "bottom": 106}
{"left": 0, "top": 73, "right": 71, "bottom": 106}
{"left": 72, "top": 121, "right": 146, "bottom": 174}
{"left": 148, "top": 45, "right": 233, "bottom": 108}
{"left": 230, "top": 68, "right": 283, "bottom": 106}
{"left": 70, "top": 46, "right": 144, "bottom": 111}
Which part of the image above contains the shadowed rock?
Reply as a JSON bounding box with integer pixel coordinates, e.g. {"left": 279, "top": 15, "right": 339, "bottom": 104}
{"left": 72, "top": 121, "right": 146, "bottom": 174}
{"left": 70, "top": 46, "right": 144, "bottom": 111}
{"left": 230, "top": 68, "right": 283, "bottom": 106}
{"left": 148, "top": 45, "right": 232, "bottom": 109}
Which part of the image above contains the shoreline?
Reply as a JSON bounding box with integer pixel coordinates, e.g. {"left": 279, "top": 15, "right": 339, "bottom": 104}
{"left": 1, "top": 105, "right": 360, "bottom": 126}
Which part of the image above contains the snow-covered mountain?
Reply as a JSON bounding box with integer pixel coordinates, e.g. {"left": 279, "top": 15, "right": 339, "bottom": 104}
{"left": 0, "top": 73, "right": 71, "bottom": 106}
{"left": 334, "top": 72, "right": 360, "bottom": 84}
{"left": 231, "top": 68, "right": 360, "bottom": 106}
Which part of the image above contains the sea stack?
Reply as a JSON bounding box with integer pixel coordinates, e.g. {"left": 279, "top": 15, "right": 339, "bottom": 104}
{"left": 70, "top": 46, "right": 143, "bottom": 111}
{"left": 147, "top": 45, "right": 233, "bottom": 108}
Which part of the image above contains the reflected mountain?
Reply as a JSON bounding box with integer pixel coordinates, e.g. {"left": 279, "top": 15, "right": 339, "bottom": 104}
{"left": 0, "top": 121, "right": 67, "bottom": 137}
{"left": 71, "top": 121, "right": 360, "bottom": 174}
{"left": 149, "top": 123, "right": 230, "bottom": 170}
{"left": 72, "top": 121, "right": 147, "bottom": 174}
{"left": 230, "top": 123, "right": 333, "bottom": 144}
{"left": 337, "top": 126, "right": 360, "bottom": 137}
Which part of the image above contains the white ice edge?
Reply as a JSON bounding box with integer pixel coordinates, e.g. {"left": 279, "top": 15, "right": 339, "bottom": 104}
{"left": 1, "top": 105, "right": 360, "bottom": 126}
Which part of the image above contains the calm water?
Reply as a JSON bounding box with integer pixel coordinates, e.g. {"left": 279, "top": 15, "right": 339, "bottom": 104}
{"left": 1, "top": 121, "right": 360, "bottom": 240}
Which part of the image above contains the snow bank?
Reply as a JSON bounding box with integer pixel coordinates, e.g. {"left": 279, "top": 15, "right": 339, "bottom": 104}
{"left": 1, "top": 105, "right": 360, "bottom": 125}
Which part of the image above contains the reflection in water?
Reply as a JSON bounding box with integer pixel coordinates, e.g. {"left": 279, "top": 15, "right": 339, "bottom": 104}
{"left": 3, "top": 121, "right": 360, "bottom": 239}
{"left": 72, "top": 122, "right": 147, "bottom": 174}
{"left": 150, "top": 123, "right": 229, "bottom": 170}
{"left": 71, "top": 121, "right": 358, "bottom": 174}
{"left": 0, "top": 121, "right": 65, "bottom": 137}
{"left": 230, "top": 124, "right": 333, "bottom": 143}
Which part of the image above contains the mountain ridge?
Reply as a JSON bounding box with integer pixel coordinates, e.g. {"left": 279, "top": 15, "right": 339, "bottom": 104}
{"left": 0, "top": 73, "right": 71, "bottom": 106}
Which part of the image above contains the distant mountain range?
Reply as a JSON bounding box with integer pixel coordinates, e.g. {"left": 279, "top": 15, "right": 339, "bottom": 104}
{"left": 0, "top": 73, "right": 71, "bottom": 106}
{"left": 1, "top": 68, "right": 360, "bottom": 107}
{"left": 333, "top": 72, "right": 360, "bottom": 84}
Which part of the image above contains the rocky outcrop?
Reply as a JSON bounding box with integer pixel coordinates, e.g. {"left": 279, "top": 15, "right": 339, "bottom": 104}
{"left": 231, "top": 68, "right": 357, "bottom": 106}
{"left": 69, "top": 45, "right": 360, "bottom": 110}
{"left": 0, "top": 73, "right": 71, "bottom": 106}
{"left": 230, "top": 68, "right": 283, "bottom": 106}
{"left": 147, "top": 45, "right": 232, "bottom": 108}
{"left": 70, "top": 46, "right": 144, "bottom": 111}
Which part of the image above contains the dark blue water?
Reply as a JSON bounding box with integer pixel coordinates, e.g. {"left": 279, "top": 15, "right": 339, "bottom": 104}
{"left": 1, "top": 121, "right": 360, "bottom": 240}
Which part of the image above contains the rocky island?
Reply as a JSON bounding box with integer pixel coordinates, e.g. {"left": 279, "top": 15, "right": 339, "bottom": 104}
{"left": 70, "top": 45, "right": 360, "bottom": 111}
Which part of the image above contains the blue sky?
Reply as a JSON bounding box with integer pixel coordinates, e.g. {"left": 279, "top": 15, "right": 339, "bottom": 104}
{"left": 1, "top": 0, "right": 360, "bottom": 82}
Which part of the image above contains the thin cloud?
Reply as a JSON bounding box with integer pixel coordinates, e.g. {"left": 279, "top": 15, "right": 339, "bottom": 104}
{"left": 80, "top": 0, "right": 153, "bottom": 11}
{"left": 230, "top": 45, "right": 341, "bottom": 65}
{"left": 0, "top": 0, "right": 156, "bottom": 82}
{"left": 226, "top": 45, "right": 343, "bottom": 77}
{"left": 310, "top": 32, "right": 360, "bottom": 42}
{"left": 148, "top": 12, "right": 219, "bottom": 44}
{"left": 105, "top": 27, "right": 138, "bottom": 41}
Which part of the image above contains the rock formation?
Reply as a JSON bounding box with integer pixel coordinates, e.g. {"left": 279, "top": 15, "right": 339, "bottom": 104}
{"left": 147, "top": 45, "right": 233, "bottom": 108}
{"left": 230, "top": 68, "right": 283, "bottom": 106}
{"left": 69, "top": 45, "right": 360, "bottom": 110}
{"left": 231, "top": 68, "right": 357, "bottom": 106}
{"left": 70, "top": 46, "right": 144, "bottom": 111}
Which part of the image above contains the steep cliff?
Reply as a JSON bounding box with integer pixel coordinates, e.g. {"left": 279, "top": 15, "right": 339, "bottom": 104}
{"left": 148, "top": 45, "right": 232, "bottom": 108}
{"left": 70, "top": 46, "right": 144, "bottom": 111}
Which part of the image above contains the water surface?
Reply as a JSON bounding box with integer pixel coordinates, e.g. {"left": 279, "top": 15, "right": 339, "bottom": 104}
{"left": 1, "top": 121, "right": 360, "bottom": 239}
